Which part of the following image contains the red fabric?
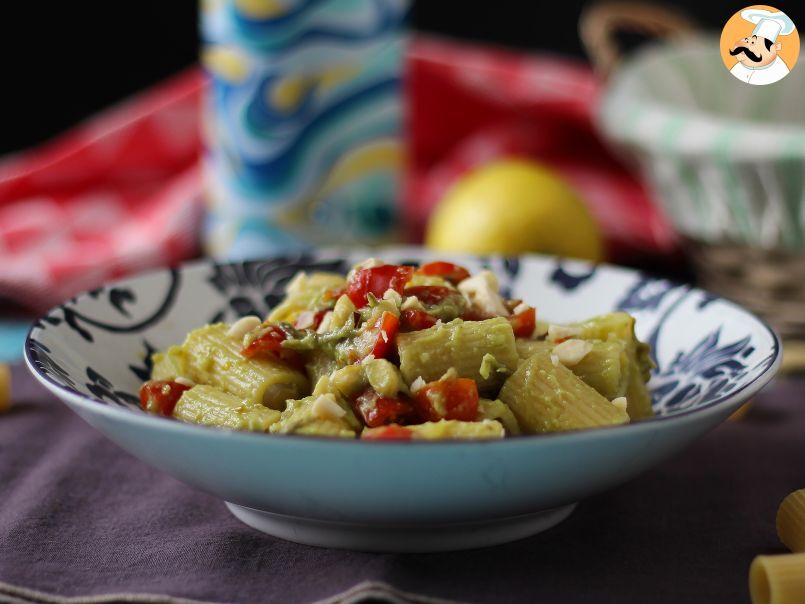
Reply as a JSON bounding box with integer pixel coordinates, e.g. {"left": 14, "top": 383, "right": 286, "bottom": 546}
{"left": 405, "top": 36, "right": 677, "bottom": 260}
{"left": 0, "top": 69, "right": 204, "bottom": 310}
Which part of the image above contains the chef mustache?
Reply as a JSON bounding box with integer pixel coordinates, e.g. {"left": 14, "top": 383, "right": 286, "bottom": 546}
{"left": 730, "top": 46, "right": 763, "bottom": 63}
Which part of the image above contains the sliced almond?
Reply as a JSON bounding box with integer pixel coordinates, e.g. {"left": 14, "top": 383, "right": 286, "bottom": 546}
{"left": 547, "top": 324, "right": 581, "bottom": 343}
{"left": 410, "top": 376, "right": 426, "bottom": 393}
{"left": 458, "top": 270, "right": 509, "bottom": 317}
{"left": 611, "top": 397, "right": 628, "bottom": 411}
{"left": 311, "top": 394, "right": 346, "bottom": 421}
{"left": 294, "top": 310, "right": 316, "bottom": 329}
{"left": 316, "top": 311, "right": 334, "bottom": 334}
{"left": 552, "top": 339, "right": 593, "bottom": 366}
{"left": 513, "top": 302, "right": 530, "bottom": 315}
{"left": 226, "top": 316, "right": 262, "bottom": 341}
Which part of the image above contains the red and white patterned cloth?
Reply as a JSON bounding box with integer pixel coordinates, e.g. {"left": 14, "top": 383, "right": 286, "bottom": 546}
{"left": 0, "top": 37, "right": 676, "bottom": 311}
{"left": 0, "top": 70, "right": 204, "bottom": 310}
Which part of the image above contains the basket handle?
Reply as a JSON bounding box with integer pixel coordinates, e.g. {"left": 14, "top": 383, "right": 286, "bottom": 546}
{"left": 580, "top": 1, "right": 697, "bottom": 80}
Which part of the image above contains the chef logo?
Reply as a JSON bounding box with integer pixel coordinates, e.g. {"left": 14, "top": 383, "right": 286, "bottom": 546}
{"left": 720, "top": 5, "right": 799, "bottom": 85}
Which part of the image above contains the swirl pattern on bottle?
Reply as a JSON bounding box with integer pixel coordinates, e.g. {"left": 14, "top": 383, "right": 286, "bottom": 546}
{"left": 202, "top": 0, "right": 407, "bottom": 257}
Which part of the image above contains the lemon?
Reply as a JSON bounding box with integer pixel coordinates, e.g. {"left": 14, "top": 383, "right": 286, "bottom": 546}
{"left": 425, "top": 159, "right": 604, "bottom": 261}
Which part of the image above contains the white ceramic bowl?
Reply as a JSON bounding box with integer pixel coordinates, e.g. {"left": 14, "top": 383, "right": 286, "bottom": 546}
{"left": 25, "top": 248, "right": 780, "bottom": 551}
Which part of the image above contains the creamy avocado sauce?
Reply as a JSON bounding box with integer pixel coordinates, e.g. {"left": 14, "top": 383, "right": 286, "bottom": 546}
{"left": 424, "top": 291, "right": 466, "bottom": 322}
{"left": 281, "top": 321, "right": 358, "bottom": 354}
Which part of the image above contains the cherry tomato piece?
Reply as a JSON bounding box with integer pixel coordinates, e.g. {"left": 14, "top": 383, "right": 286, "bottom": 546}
{"left": 139, "top": 380, "right": 191, "bottom": 416}
{"left": 403, "top": 285, "right": 455, "bottom": 306}
{"left": 400, "top": 308, "right": 438, "bottom": 331}
{"left": 411, "top": 378, "right": 479, "bottom": 422}
{"left": 241, "top": 324, "right": 305, "bottom": 369}
{"left": 371, "top": 311, "right": 399, "bottom": 359}
{"left": 510, "top": 306, "right": 536, "bottom": 337}
{"left": 463, "top": 307, "right": 492, "bottom": 321}
{"left": 346, "top": 311, "right": 400, "bottom": 363}
{"left": 345, "top": 265, "right": 414, "bottom": 308}
{"left": 362, "top": 425, "right": 414, "bottom": 440}
{"left": 416, "top": 261, "right": 471, "bottom": 285}
{"left": 353, "top": 388, "right": 414, "bottom": 428}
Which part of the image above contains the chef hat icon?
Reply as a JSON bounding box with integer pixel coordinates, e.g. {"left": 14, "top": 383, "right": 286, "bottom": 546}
{"left": 741, "top": 8, "right": 795, "bottom": 42}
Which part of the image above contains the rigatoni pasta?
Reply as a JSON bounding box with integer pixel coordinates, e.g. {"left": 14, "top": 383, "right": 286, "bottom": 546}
{"left": 499, "top": 348, "right": 629, "bottom": 433}
{"left": 750, "top": 553, "right": 805, "bottom": 604}
{"left": 173, "top": 385, "right": 281, "bottom": 432}
{"left": 397, "top": 317, "right": 519, "bottom": 394}
{"left": 139, "top": 258, "right": 653, "bottom": 440}
{"left": 155, "top": 323, "right": 309, "bottom": 409}
{"left": 778, "top": 489, "right": 805, "bottom": 553}
{"left": 566, "top": 313, "right": 655, "bottom": 419}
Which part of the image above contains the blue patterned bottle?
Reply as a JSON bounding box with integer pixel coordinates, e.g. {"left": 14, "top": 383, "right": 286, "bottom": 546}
{"left": 201, "top": 0, "right": 407, "bottom": 258}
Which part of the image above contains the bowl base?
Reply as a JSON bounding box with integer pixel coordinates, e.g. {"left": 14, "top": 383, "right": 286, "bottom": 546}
{"left": 225, "top": 502, "right": 577, "bottom": 552}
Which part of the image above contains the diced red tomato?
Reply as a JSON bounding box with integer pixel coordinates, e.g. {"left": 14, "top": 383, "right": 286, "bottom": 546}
{"left": 347, "top": 311, "right": 400, "bottom": 362}
{"left": 509, "top": 306, "right": 536, "bottom": 337}
{"left": 371, "top": 311, "right": 399, "bottom": 359}
{"left": 403, "top": 285, "right": 455, "bottom": 306}
{"left": 240, "top": 324, "right": 305, "bottom": 369}
{"left": 463, "top": 307, "right": 492, "bottom": 321}
{"left": 400, "top": 308, "right": 438, "bottom": 331}
{"left": 416, "top": 261, "right": 471, "bottom": 285}
{"left": 344, "top": 264, "right": 414, "bottom": 308}
{"left": 362, "top": 425, "right": 414, "bottom": 440}
{"left": 353, "top": 387, "right": 414, "bottom": 428}
{"left": 139, "top": 380, "right": 191, "bottom": 416}
{"left": 411, "top": 378, "right": 479, "bottom": 422}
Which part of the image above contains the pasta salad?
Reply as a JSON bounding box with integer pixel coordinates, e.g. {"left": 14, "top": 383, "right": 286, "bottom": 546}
{"left": 140, "top": 259, "right": 654, "bottom": 440}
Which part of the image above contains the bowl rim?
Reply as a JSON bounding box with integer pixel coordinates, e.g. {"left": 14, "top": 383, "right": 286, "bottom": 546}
{"left": 24, "top": 252, "right": 783, "bottom": 448}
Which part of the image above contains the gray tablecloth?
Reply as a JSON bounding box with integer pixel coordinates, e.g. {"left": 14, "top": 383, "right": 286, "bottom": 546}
{"left": 1, "top": 364, "right": 800, "bottom": 603}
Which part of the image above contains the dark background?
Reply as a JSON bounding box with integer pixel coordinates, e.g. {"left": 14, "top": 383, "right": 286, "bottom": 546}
{"left": 0, "top": 1, "right": 802, "bottom": 155}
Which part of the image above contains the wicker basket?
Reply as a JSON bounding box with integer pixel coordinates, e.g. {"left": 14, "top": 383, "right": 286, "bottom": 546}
{"left": 686, "top": 239, "right": 805, "bottom": 341}
{"left": 582, "top": 2, "right": 805, "bottom": 352}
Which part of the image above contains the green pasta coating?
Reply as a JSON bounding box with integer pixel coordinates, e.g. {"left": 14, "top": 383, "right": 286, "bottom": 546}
{"left": 516, "top": 338, "right": 629, "bottom": 401}
{"left": 173, "top": 385, "right": 281, "bottom": 432}
{"left": 397, "top": 317, "right": 519, "bottom": 394}
{"left": 499, "top": 348, "right": 630, "bottom": 434}
{"left": 570, "top": 312, "right": 654, "bottom": 419}
{"left": 173, "top": 323, "right": 309, "bottom": 409}
{"left": 271, "top": 395, "right": 358, "bottom": 438}
{"left": 478, "top": 398, "right": 521, "bottom": 435}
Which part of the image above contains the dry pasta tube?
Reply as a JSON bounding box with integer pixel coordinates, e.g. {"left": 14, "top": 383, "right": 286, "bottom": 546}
{"left": 728, "top": 401, "right": 753, "bottom": 421}
{"left": 0, "top": 363, "right": 10, "bottom": 413}
{"left": 777, "top": 489, "right": 805, "bottom": 553}
{"left": 750, "top": 553, "right": 805, "bottom": 604}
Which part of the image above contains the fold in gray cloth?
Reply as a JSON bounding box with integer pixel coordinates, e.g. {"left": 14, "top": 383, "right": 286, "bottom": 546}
{"left": 1, "top": 364, "right": 799, "bottom": 603}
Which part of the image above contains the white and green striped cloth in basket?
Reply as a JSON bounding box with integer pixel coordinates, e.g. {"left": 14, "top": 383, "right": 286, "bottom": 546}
{"left": 599, "top": 35, "right": 805, "bottom": 249}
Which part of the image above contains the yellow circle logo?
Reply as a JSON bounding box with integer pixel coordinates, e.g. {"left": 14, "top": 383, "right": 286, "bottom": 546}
{"left": 720, "top": 5, "right": 799, "bottom": 85}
